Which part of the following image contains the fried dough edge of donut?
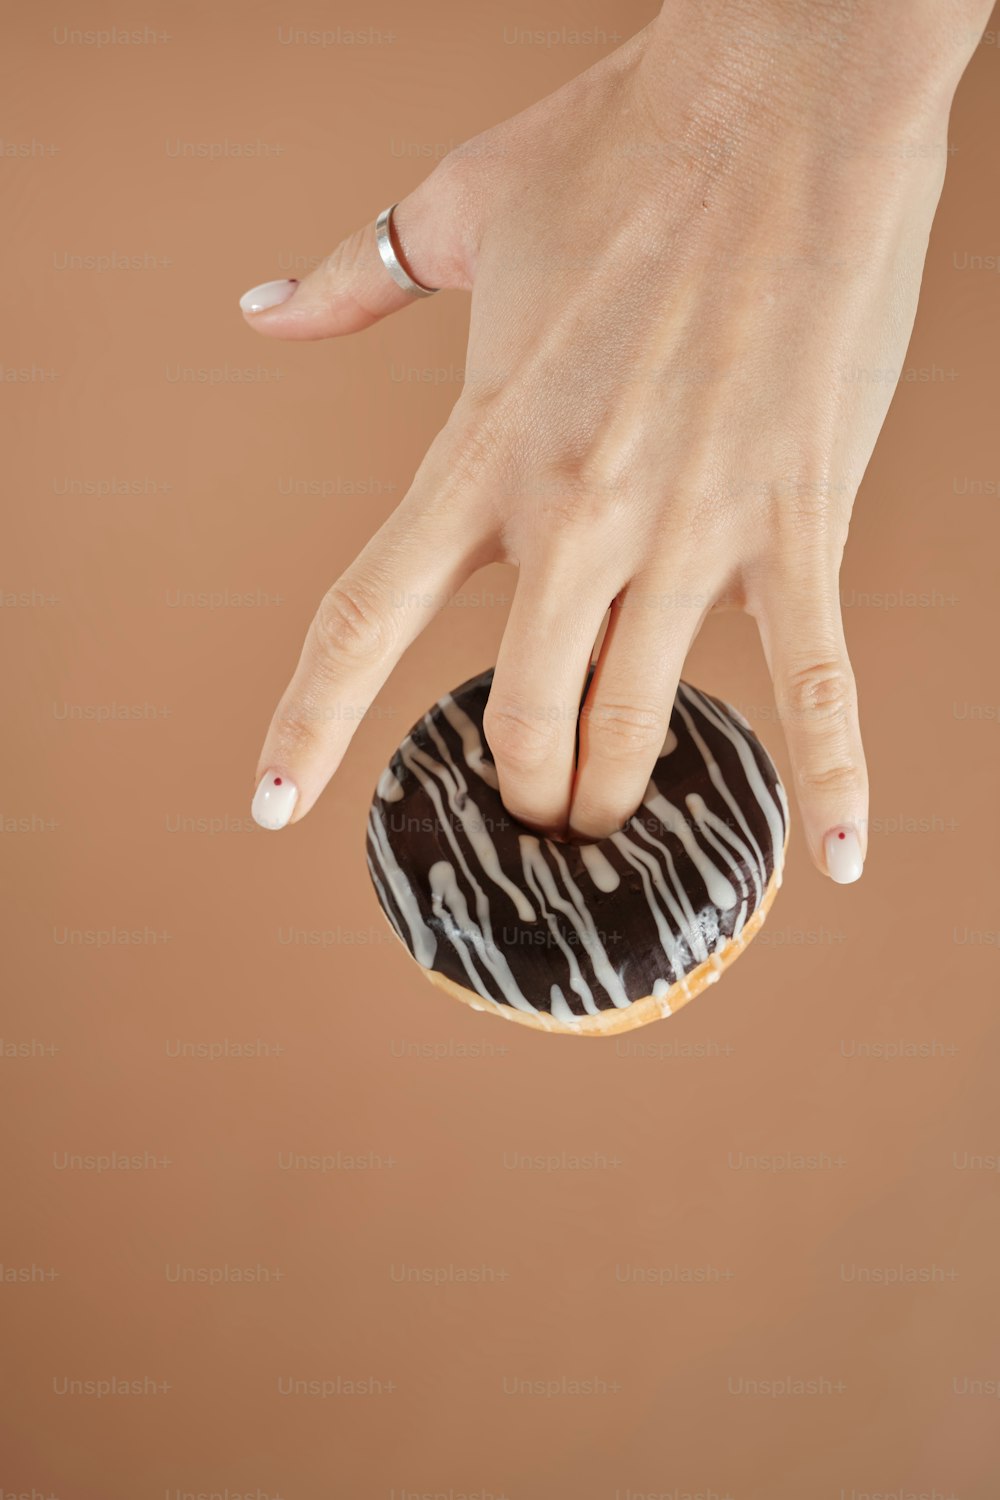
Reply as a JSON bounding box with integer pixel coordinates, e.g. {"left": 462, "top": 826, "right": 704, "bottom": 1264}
{"left": 376, "top": 830, "right": 788, "bottom": 1038}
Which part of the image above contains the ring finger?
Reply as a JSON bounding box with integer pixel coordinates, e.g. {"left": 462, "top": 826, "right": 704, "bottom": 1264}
{"left": 568, "top": 567, "right": 713, "bottom": 840}
{"left": 484, "top": 557, "right": 618, "bottom": 839}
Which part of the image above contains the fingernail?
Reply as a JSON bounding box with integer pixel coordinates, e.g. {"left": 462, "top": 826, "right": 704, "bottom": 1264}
{"left": 252, "top": 772, "right": 299, "bottom": 830}
{"left": 239, "top": 279, "right": 298, "bottom": 314}
{"left": 824, "top": 825, "right": 864, "bottom": 884}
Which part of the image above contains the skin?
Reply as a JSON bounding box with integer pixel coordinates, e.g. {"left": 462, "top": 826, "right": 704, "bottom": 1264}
{"left": 240, "top": 0, "right": 991, "bottom": 878}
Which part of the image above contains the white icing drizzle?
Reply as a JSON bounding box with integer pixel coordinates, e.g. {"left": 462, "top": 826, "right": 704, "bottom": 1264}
{"left": 549, "top": 985, "right": 582, "bottom": 1027}
{"left": 376, "top": 766, "right": 405, "bottom": 803}
{"left": 519, "top": 855, "right": 600, "bottom": 1016}
{"left": 640, "top": 790, "right": 738, "bottom": 911}
{"left": 520, "top": 837, "right": 631, "bottom": 1012}
{"left": 374, "top": 717, "right": 539, "bottom": 1011}
{"left": 629, "top": 818, "right": 713, "bottom": 958}
{"left": 437, "top": 692, "right": 500, "bottom": 789}
{"left": 680, "top": 685, "right": 786, "bottom": 879}
{"left": 428, "top": 861, "right": 537, "bottom": 1014}
{"left": 684, "top": 792, "right": 756, "bottom": 935}
{"left": 418, "top": 718, "right": 536, "bottom": 923}
{"left": 366, "top": 810, "right": 437, "bottom": 966}
{"left": 399, "top": 733, "right": 536, "bottom": 928}
{"left": 366, "top": 857, "right": 404, "bottom": 942}
{"left": 608, "top": 829, "right": 693, "bottom": 969}
{"left": 579, "top": 843, "right": 620, "bottom": 892}
{"left": 661, "top": 726, "right": 678, "bottom": 755}
{"left": 652, "top": 977, "right": 672, "bottom": 1017}
{"left": 672, "top": 694, "right": 767, "bottom": 885}
{"left": 545, "top": 841, "right": 637, "bottom": 1009}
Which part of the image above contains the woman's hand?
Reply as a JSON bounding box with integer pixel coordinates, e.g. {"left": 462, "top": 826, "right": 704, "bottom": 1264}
{"left": 239, "top": 0, "right": 986, "bottom": 881}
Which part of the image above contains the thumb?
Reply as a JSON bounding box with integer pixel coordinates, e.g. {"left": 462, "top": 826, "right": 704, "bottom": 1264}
{"left": 238, "top": 161, "right": 475, "bottom": 340}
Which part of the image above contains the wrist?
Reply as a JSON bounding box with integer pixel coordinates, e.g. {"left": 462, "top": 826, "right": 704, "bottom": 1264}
{"left": 639, "top": 0, "right": 986, "bottom": 136}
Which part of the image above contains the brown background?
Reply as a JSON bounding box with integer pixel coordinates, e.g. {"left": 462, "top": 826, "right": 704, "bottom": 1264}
{"left": 2, "top": 1, "right": 999, "bottom": 1496}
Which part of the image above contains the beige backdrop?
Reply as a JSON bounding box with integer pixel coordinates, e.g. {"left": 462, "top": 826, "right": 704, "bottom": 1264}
{"left": 3, "top": 1, "right": 999, "bottom": 1496}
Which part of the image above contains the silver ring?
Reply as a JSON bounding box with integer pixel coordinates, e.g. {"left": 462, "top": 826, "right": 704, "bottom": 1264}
{"left": 375, "top": 203, "right": 438, "bottom": 297}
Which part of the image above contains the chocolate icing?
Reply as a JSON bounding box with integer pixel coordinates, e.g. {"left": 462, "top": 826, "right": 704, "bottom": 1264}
{"left": 366, "top": 668, "right": 788, "bottom": 1021}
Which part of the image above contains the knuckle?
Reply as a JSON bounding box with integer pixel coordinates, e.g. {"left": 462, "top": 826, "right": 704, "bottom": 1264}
{"left": 271, "top": 697, "right": 323, "bottom": 753}
{"left": 406, "top": 148, "right": 484, "bottom": 290}
{"left": 483, "top": 699, "right": 561, "bottom": 772}
{"left": 575, "top": 430, "right": 638, "bottom": 496}
{"left": 795, "top": 760, "right": 864, "bottom": 798}
{"left": 311, "top": 578, "right": 391, "bottom": 667}
{"left": 436, "top": 138, "right": 487, "bottom": 184}
{"left": 780, "top": 660, "right": 855, "bottom": 728}
{"left": 320, "top": 229, "right": 385, "bottom": 322}
{"left": 581, "top": 701, "right": 668, "bottom": 761}
{"left": 773, "top": 472, "right": 854, "bottom": 551}
{"left": 323, "top": 227, "right": 368, "bottom": 289}
{"left": 428, "top": 394, "right": 517, "bottom": 500}
{"left": 441, "top": 409, "right": 503, "bottom": 488}
{"left": 428, "top": 150, "right": 479, "bottom": 235}
{"left": 534, "top": 470, "right": 624, "bottom": 534}
{"left": 568, "top": 793, "right": 633, "bottom": 840}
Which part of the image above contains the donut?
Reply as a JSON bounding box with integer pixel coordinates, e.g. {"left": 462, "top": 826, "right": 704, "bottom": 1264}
{"left": 366, "top": 667, "right": 789, "bottom": 1037}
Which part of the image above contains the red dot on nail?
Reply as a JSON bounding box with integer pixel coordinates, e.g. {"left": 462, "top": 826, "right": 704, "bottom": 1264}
{"left": 838, "top": 831, "right": 846, "bottom": 839}
{"left": 274, "top": 777, "right": 282, "bottom": 786}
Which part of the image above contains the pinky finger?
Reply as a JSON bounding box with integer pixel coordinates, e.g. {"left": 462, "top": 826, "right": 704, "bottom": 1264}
{"left": 755, "top": 567, "right": 868, "bottom": 884}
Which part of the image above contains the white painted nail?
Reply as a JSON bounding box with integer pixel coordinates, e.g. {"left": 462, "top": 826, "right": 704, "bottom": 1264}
{"left": 239, "top": 279, "right": 298, "bottom": 314}
{"left": 252, "top": 772, "right": 299, "bottom": 830}
{"left": 824, "top": 826, "right": 864, "bottom": 884}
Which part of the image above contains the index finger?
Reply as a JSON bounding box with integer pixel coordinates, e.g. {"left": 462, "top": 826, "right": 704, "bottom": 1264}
{"left": 251, "top": 463, "right": 495, "bottom": 829}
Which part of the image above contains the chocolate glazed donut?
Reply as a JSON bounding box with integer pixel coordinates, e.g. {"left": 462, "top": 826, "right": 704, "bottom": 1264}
{"left": 366, "top": 668, "right": 789, "bottom": 1036}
